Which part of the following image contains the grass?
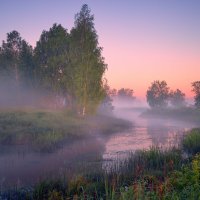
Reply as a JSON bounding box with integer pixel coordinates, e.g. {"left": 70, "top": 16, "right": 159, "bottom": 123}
{"left": 0, "top": 150, "right": 199, "bottom": 199}
{"left": 0, "top": 108, "right": 131, "bottom": 152}
{"left": 120, "top": 147, "right": 183, "bottom": 178}
{"left": 182, "top": 128, "right": 200, "bottom": 155}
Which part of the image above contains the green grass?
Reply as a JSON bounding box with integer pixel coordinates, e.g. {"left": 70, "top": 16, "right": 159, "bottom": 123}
{"left": 122, "top": 147, "right": 182, "bottom": 177}
{"left": 182, "top": 128, "right": 200, "bottom": 155}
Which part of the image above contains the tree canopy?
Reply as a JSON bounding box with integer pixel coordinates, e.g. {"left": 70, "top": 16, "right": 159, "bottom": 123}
{"left": 69, "top": 4, "right": 107, "bottom": 115}
{"left": 146, "top": 80, "right": 169, "bottom": 108}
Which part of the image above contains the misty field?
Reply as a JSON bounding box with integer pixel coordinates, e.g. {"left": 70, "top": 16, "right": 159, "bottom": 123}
{"left": 0, "top": 108, "right": 131, "bottom": 152}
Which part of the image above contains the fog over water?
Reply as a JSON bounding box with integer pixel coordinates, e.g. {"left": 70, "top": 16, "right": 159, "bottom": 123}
{"left": 103, "top": 107, "right": 196, "bottom": 160}
{"left": 0, "top": 99, "right": 198, "bottom": 188}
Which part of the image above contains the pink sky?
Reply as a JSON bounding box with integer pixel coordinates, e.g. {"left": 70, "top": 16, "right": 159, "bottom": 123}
{"left": 100, "top": 30, "right": 200, "bottom": 99}
{"left": 103, "top": 38, "right": 200, "bottom": 97}
{"left": 1, "top": 1, "right": 199, "bottom": 99}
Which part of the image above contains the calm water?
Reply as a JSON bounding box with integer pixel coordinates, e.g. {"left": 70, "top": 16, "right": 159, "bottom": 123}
{"left": 0, "top": 108, "right": 197, "bottom": 188}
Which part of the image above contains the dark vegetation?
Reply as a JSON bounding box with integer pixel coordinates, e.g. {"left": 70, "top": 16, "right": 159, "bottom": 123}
{"left": 1, "top": 128, "right": 200, "bottom": 199}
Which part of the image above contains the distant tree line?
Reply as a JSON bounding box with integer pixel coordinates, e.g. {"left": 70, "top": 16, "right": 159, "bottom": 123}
{"left": 0, "top": 5, "right": 107, "bottom": 116}
{"left": 109, "top": 88, "right": 136, "bottom": 101}
{"left": 146, "top": 80, "right": 200, "bottom": 109}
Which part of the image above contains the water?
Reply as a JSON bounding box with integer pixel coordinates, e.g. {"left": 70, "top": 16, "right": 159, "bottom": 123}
{"left": 103, "top": 108, "right": 194, "bottom": 160}
{"left": 0, "top": 108, "right": 197, "bottom": 188}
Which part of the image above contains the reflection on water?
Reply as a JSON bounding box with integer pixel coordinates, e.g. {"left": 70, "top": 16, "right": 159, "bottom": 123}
{"left": 0, "top": 138, "right": 104, "bottom": 188}
{"left": 0, "top": 108, "right": 197, "bottom": 188}
{"left": 103, "top": 109, "right": 195, "bottom": 161}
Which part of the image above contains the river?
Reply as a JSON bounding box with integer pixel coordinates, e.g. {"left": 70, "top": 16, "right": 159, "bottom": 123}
{"left": 0, "top": 108, "right": 197, "bottom": 188}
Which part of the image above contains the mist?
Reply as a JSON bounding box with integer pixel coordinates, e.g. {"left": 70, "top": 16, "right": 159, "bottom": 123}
{"left": 0, "top": 75, "right": 69, "bottom": 110}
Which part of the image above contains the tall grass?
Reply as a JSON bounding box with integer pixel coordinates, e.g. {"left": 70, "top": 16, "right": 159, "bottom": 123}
{"left": 182, "top": 128, "right": 200, "bottom": 155}
{"left": 0, "top": 149, "right": 199, "bottom": 199}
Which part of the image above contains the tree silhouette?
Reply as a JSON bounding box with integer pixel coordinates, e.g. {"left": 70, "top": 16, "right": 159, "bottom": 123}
{"left": 146, "top": 80, "right": 169, "bottom": 108}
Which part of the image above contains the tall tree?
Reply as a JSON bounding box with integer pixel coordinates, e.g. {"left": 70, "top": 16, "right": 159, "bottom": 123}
{"left": 0, "top": 31, "right": 22, "bottom": 83}
{"left": 192, "top": 81, "right": 200, "bottom": 108}
{"left": 34, "top": 24, "right": 70, "bottom": 95}
{"left": 146, "top": 80, "right": 169, "bottom": 108}
{"left": 70, "top": 4, "right": 107, "bottom": 116}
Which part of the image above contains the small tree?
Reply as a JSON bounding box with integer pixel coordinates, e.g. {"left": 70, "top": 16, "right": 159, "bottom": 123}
{"left": 192, "top": 81, "right": 200, "bottom": 108}
{"left": 169, "top": 89, "right": 186, "bottom": 108}
{"left": 146, "top": 80, "right": 169, "bottom": 108}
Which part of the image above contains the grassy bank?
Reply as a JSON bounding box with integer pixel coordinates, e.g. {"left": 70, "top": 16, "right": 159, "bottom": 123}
{"left": 1, "top": 128, "right": 200, "bottom": 199}
{"left": 0, "top": 108, "right": 132, "bottom": 152}
{"left": 141, "top": 107, "right": 200, "bottom": 124}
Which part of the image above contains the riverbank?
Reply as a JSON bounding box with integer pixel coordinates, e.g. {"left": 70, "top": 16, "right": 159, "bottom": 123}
{"left": 0, "top": 108, "right": 132, "bottom": 152}
{"left": 1, "top": 128, "right": 200, "bottom": 199}
{"left": 141, "top": 107, "right": 200, "bottom": 124}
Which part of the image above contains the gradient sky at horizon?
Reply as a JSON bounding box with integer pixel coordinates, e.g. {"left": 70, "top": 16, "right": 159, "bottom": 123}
{"left": 1, "top": 0, "right": 200, "bottom": 98}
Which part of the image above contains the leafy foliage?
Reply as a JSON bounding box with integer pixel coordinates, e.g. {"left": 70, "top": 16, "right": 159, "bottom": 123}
{"left": 34, "top": 23, "right": 70, "bottom": 94}
{"left": 69, "top": 4, "right": 107, "bottom": 115}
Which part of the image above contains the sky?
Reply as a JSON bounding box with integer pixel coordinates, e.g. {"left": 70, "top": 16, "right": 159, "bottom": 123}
{"left": 0, "top": 0, "right": 200, "bottom": 99}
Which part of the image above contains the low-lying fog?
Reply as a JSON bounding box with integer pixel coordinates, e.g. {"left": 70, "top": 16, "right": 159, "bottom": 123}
{"left": 0, "top": 86, "right": 198, "bottom": 188}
